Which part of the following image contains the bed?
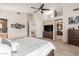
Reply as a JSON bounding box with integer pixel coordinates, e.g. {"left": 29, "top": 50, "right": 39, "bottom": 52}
{"left": 10, "top": 37, "right": 55, "bottom": 56}
{"left": 0, "top": 38, "right": 11, "bottom": 56}
{"left": 0, "top": 44, "right": 11, "bottom": 56}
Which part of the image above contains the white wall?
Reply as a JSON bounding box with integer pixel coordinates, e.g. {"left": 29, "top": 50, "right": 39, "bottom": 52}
{"left": 33, "top": 13, "right": 44, "bottom": 38}
{"left": 63, "top": 4, "right": 79, "bottom": 42}
{"left": 27, "top": 13, "right": 33, "bottom": 37}
{"left": 0, "top": 10, "right": 28, "bottom": 39}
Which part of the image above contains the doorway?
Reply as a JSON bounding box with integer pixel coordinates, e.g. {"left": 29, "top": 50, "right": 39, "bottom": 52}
{"left": 0, "top": 18, "right": 8, "bottom": 39}
{"left": 54, "top": 19, "right": 63, "bottom": 41}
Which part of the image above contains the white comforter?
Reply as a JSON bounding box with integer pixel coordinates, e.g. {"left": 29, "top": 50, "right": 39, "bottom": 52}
{"left": 0, "top": 44, "right": 11, "bottom": 56}
{"left": 11, "top": 37, "right": 55, "bottom": 56}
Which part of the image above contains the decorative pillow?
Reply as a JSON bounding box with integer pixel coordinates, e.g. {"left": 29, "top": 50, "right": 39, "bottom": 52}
{"left": 2, "top": 39, "right": 12, "bottom": 47}
{"left": 2, "top": 39, "right": 20, "bottom": 53}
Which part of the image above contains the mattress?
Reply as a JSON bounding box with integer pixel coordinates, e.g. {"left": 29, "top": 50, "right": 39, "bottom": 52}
{"left": 11, "top": 37, "right": 55, "bottom": 56}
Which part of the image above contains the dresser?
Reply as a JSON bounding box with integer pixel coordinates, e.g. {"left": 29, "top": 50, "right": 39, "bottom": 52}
{"left": 43, "top": 32, "right": 53, "bottom": 39}
{"left": 68, "top": 30, "right": 79, "bottom": 46}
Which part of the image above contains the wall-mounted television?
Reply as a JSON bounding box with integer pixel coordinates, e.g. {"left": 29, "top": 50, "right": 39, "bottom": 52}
{"left": 44, "top": 25, "right": 53, "bottom": 32}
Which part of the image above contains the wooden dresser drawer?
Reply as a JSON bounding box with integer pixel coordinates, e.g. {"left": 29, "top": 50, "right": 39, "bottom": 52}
{"left": 68, "top": 30, "right": 79, "bottom": 46}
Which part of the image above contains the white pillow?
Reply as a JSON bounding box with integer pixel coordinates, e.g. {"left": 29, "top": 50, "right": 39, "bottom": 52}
{"left": 2, "top": 39, "right": 20, "bottom": 53}
{"left": 11, "top": 42, "right": 20, "bottom": 53}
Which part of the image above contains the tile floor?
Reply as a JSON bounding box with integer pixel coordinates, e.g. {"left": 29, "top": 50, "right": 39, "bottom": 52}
{"left": 43, "top": 38, "right": 79, "bottom": 56}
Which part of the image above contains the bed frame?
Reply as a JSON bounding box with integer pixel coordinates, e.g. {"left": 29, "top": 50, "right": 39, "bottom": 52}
{"left": 47, "top": 49, "right": 54, "bottom": 56}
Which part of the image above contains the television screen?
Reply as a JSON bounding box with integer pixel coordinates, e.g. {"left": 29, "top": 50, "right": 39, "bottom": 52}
{"left": 44, "top": 25, "right": 53, "bottom": 32}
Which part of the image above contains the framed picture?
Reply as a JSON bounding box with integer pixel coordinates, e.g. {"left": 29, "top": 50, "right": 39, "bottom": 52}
{"left": 69, "top": 17, "right": 74, "bottom": 24}
{"left": 74, "top": 16, "right": 79, "bottom": 24}
{"left": 11, "top": 24, "right": 15, "bottom": 28}
{"left": 69, "top": 16, "right": 79, "bottom": 24}
{"left": 57, "top": 22, "right": 62, "bottom": 30}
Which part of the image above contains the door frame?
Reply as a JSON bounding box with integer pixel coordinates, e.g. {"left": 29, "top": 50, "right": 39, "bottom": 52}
{"left": 53, "top": 19, "right": 63, "bottom": 40}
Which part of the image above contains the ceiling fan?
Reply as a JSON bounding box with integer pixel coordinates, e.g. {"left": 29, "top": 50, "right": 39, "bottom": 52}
{"left": 31, "top": 4, "right": 50, "bottom": 14}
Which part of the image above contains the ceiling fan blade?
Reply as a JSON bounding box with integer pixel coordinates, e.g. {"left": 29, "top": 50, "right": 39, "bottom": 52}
{"left": 73, "top": 8, "right": 79, "bottom": 11}
{"left": 42, "top": 9, "right": 50, "bottom": 10}
{"left": 33, "top": 9, "right": 40, "bottom": 13}
{"left": 40, "top": 4, "right": 44, "bottom": 9}
{"left": 31, "top": 7, "right": 38, "bottom": 9}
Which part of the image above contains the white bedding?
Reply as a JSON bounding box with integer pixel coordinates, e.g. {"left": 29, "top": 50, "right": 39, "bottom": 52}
{"left": 0, "top": 44, "right": 11, "bottom": 56}
{"left": 11, "top": 37, "right": 55, "bottom": 56}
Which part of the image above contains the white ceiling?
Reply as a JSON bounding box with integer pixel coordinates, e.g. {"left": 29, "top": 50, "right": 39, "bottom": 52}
{"left": 0, "top": 3, "right": 79, "bottom": 13}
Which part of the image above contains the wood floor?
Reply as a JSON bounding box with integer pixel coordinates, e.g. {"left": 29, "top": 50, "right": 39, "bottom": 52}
{"left": 43, "top": 38, "right": 79, "bottom": 56}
